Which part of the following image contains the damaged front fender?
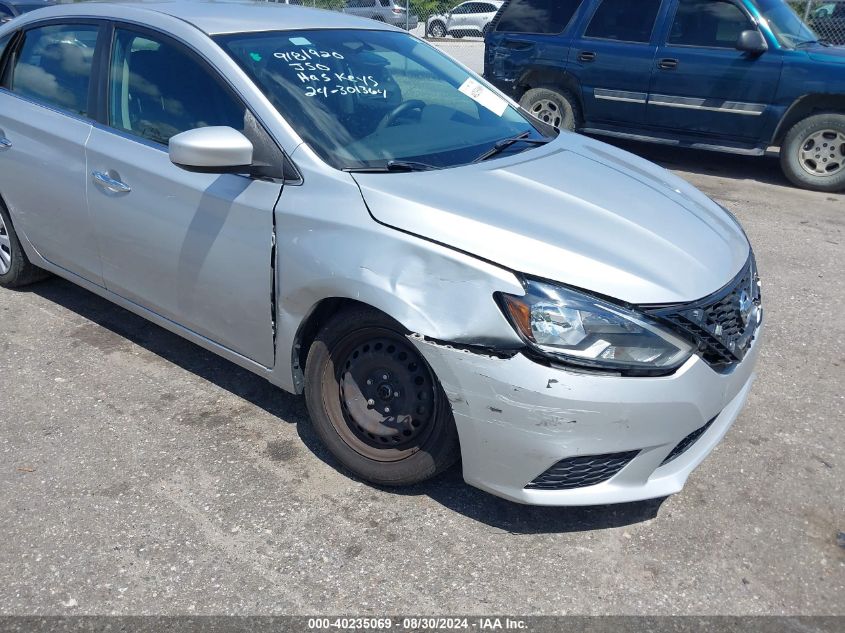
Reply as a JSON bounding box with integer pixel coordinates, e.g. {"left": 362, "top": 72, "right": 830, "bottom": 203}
{"left": 268, "top": 147, "right": 525, "bottom": 393}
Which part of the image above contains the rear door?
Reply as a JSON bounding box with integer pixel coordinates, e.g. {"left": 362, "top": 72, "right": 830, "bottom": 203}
{"left": 646, "top": 0, "right": 782, "bottom": 142}
{"left": 447, "top": 3, "right": 473, "bottom": 34}
{"left": 568, "top": 0, "right": 663, "bottom": 127}
{"left": 85, "top": 25, "right": 281, "bottom": 367}
{"left": 484, "top": 0, "right": 585, "bottom": 91}
{"left": 477, "top": 3, "right": 501, "bottom": 34}
{"left": 0, "top": 20, "right": 104, "bottom": 285}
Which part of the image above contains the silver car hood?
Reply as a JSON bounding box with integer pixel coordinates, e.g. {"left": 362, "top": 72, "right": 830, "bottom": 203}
{"left": 352, "top": 133, "right": 749, "bottom": 305}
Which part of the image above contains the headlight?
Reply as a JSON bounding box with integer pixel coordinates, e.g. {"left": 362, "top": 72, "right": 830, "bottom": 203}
{"left": 499, "top": 280, "right": 694, "bottom": 373}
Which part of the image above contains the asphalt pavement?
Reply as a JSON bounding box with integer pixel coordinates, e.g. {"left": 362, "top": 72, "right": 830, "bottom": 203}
{"left": 0, "top": 140, "right": 843, "bottom": 615}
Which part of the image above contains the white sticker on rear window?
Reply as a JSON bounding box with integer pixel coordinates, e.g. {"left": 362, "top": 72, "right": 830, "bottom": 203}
{"left": 289, "top": 37, "right": 313, "bottom": 46}
{"left": 458, "top": 77, "right": 507, "bottom": 117}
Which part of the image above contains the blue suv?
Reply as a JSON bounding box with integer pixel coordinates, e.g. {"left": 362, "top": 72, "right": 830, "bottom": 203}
{"left": 484, "top": 0, "right": 845, "bottom": 191}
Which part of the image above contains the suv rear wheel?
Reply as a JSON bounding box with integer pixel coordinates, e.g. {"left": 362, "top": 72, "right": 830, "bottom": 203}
{"left": 304, "top": 307, "right": 460, "bottom": 486}
{"left": 780, "top": 112, "right": 845, "bottom": 192}
{"left": 519, "top": 86, "right": 580, "bottom": 131}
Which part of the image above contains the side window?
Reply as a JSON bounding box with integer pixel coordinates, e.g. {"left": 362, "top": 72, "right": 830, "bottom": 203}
{"left": 0, "top": 32, "right": 12, "bottom": 64}
{"left": 584, "top": 0, "right": 662, "bottom": 43}
{"left": 668, "top": 0, "right": 753, "bottom": 48}
{"left": 453, "top": 4, "right": 470, "bottom": 14}
{"left": 10, "top": 24, "right": 98, "bottom": 116}
{"left": 108, "top": 29, "right": 245, "bottom": 145}
{"left": 480, "top": 3, "right": 498, "bottom": 12}
{"left": 495, "top": 0, "right": 584, "bottom": 34}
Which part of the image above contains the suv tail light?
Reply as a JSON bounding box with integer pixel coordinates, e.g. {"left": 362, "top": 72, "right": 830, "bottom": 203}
{"left": 393, "top": 8, "right": 403, "bottom": 13}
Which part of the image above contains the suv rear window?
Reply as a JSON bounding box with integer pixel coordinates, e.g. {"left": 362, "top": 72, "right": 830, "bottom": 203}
{"left": 584, "top": 0, "right": 661, "bottom": 43}
{"left": 495, "top": 0, "right": 584, "bottom": 34}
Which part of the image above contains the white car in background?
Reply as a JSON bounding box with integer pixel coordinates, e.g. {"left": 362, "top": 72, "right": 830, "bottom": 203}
{"left": 426, "top": 0, "right": 502, "bottom": 38}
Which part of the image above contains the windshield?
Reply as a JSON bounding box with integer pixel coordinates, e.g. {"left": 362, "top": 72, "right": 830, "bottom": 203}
{"left": 216, "top": 29, "right": 549, "bottom": 171}
{"left": 752, "top": 0, "right": 819, "bottom": 46}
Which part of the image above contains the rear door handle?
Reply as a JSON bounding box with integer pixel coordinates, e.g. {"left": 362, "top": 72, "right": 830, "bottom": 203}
{"left": 92, "top": 170, "right": 131, "bottom": 194}
{"left": 578, "top": 51, "right": 597, "bottom": 62}
{"left": 502, "top": 38, "right": 533, "bottom": 50}
{"left": 658, "top": 58, "right": 679, "bottom": 70}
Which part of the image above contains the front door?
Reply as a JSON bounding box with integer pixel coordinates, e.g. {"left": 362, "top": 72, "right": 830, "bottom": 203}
{"left": 85, "top": 26, "right": 280, "bottom": 367}
{"left": 447, "top": 3, "right": 473, "bottom": 35}
{"left": 0, "top": 22, "right": 103, "bottom": 285}
{"left": 647, "top": 0, "right": 782, "bottom": 142}
{"left": 568, "top": 0, "right": 663, "bottom": 127}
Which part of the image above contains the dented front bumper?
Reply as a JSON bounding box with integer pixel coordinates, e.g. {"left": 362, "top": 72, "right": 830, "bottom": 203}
{"left": 411, "top": 327, "right": 762, "bottom": 506}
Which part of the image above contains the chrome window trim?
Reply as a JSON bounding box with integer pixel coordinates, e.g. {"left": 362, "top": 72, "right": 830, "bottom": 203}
{"left": 594, "top": 88, "right": 648, "bottom": 104}
{"left": 0, "top": 87, "right": 96, "bottom": 125}
{"left": 648, "top": 94, "right": 766, "bottom": 116}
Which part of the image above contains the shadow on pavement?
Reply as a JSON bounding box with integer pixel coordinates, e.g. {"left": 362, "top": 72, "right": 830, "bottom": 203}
{"left": 29, "top": 270, "right": 665, "bottom": 536}
{"left": 28, "top": 277, "right": 307, "bottom": 423}
{"left": 376, "top": 468, "right": 666, "bottom": 535}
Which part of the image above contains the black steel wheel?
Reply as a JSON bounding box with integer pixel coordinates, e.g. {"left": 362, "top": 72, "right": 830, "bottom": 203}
{"left": 305, "top": 307, "right": 460, "bottom": 486}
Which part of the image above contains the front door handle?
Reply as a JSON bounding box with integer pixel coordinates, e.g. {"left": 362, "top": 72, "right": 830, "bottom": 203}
{"left": 658, "top": 58, "right": 679, "bottom": 70}
{"left": 92, "top": 170, "right": 131, "bottom": 194}
{"left": 0, "top": 137, "right": 11, "bottom": 150}
{"left": 578, "top": 51, "right": 597, "bottom": 62}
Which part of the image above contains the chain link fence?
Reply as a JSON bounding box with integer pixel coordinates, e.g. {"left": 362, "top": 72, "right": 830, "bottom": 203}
{"left": 792, "top": 0, "right": 845, "bottom": 44}
{"left": 257, "top": 0, "right": 844, "bottom": 76}
{"left": 264, "top": 0, "right": 496, "bottom": 42}
{"left": 262, "top": 0, "right": 489, "bottom": 71}
{"left": 263, "top": 0, "right": 845, "bottom": 47}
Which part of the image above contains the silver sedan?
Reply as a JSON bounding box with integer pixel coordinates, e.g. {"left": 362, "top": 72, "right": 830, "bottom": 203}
{"left": 0, "top": 0, "right": 762, "bottom": 506}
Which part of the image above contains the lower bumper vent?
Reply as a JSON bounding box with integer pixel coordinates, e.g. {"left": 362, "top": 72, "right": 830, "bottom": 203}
{"left": 525, "top": 451, "right": 639, "bottom": 491}
{"left": 661, "top": 417, "right": 717, "bottom": 466}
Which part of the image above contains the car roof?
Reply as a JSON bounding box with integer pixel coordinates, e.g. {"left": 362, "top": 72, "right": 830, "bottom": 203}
{"left": 19, "top": 0, "right": 401, "bottom": 36}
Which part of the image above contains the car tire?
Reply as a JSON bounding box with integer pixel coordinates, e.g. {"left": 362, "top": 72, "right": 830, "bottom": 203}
{"left": 304, "top": 306, "right": 460, "bottom": 486}
{"left": 780, "top": 112, "right": 845, "bottom": 192}
{"left": 428, "top": 21, "right": 446, "bottom": 38}
{"left": 519, "top": 86, "right": 580, "bottom": 131}
{"left": 0, "top": 201, "right": 48, "bottom": 289}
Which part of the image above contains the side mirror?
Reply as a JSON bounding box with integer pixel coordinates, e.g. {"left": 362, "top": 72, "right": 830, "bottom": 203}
{"left": 736, "top": 29, "right": 768, "bottom": 55}
{"left": 169, "top": 126, "right": 254, "bottom": 174}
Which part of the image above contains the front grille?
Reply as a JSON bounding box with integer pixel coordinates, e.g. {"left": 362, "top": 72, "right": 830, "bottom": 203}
{"left": 525, "top": 451, "right": 639, "bottom": 490}
{"left": 661, "top": 417, "right": 717, "bottom": 466}
{"left": 647, "top": 256, "right": 761, "bottom": 368}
